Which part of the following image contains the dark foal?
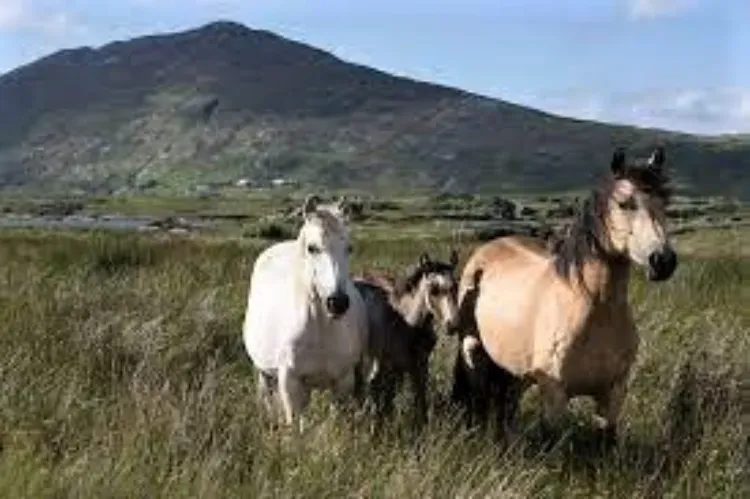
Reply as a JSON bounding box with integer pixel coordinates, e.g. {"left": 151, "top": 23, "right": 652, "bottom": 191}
{"left": 355, "top": 251, "right": 460, "bottom": 428}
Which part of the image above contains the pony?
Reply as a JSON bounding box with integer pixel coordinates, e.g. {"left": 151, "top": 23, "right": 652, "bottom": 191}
{"left": 452, "top": 147, "right": 678, "bottom": 444}
{"left": 242, "top": 194, "right": 368, "bottom": 430}
{"left": 354, "top": 251, "right": 460, "bottom": 427}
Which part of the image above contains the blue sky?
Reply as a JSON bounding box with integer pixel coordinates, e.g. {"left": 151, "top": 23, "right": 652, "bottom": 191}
{"left": 0, "top": 0, "right": 747, "bottom": 135}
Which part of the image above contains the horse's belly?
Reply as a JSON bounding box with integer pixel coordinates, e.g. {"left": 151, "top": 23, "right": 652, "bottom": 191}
{"left": 474, "top": 270, "right": 547, "bottom": 376}
{"left": 475, "top": 298, "right": 535, "bottom": 377}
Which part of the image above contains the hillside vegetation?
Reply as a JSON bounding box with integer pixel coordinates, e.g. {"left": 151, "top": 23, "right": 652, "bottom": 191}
{"left": 1, "top": 21, "right": 749, "bottom": 198}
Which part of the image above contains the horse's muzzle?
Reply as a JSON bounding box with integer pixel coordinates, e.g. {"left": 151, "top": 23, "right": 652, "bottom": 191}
{"left": 325, "top": 291, "right": 350, "bottom": 318}
{"left": 647, "top": 247, "right": 677, "bottom": 282}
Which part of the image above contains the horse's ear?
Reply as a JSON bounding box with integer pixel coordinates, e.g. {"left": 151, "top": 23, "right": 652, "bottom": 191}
{"left": 611, "top": 148, "right": 626, "bottom": 176}
{"left": 648, "top": 147, "right": 665, "bottom": 171}
{"left": 419, "top": 252, "right": 431, "bottom": 267}
{"left": 449, "top": 249, "right": 459, "bottom": 268}
{"left": 332, "top": 196, "right": 350, "bottom": 219}
{"left": 302, "top": 194, "right": 321, "bottom": 218}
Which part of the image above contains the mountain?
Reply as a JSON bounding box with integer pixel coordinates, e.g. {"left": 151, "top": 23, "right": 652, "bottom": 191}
{"left": 1, "top": 20, "right": 749, "bottom": 197}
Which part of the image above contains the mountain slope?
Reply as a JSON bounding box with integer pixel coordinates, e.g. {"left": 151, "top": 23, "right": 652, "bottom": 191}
{"left": 1, "top": 20, "right": 749, "bottom": 197}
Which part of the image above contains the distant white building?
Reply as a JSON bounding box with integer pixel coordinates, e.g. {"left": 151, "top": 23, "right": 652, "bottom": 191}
{"left": 271, "top": 177, "right": 298, "bottom": 188}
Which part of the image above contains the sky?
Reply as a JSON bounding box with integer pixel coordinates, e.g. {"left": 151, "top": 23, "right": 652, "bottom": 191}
{"left": 0, "top": 0, "right": 747, "bottom": 135}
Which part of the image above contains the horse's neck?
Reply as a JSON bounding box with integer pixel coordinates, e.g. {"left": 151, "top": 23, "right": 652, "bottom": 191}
{"left": 579, "top": 256, "right": 631, "bottom": 307}
{"left": 394, "top": 289, "right": 428, "bottom": 327}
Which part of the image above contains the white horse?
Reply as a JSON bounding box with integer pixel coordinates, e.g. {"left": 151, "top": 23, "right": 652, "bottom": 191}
{"left": 242, "top": 195, "right": 369, "bottom": 429}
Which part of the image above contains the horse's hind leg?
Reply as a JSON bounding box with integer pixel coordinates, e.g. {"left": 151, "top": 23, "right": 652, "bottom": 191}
{"left": 453, "top": 335, "right": 494, "bottom": 429}
{"left": 450, "top": 346, "right": 482, "bottom": 427}
{"left": 492, "top": 368, "right": 525, "bottom": 444}
{"left": 450, "top": 347, "right": 470, "bottom": 409}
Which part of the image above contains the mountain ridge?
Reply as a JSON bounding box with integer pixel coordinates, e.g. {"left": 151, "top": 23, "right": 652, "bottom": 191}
{"left": 1, "top": 20, "right": 748, "bottom": 197}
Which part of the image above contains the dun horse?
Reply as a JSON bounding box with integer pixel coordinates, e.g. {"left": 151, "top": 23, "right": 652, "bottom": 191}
{"left": 355, "top": 251, "right": 460, "bottom": 426}
{"left": 242, "top": 195, "right": 368, "bottom": 430}
{"left": 453, "top": 147, "right": 677, "bottom": 444}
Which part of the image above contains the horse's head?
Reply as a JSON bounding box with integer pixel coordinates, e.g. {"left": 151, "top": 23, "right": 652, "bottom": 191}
{"left": 414, "top": 250, "right": 460, "bottom": 332}
{"left": 297, "top": 194, "right": 354, "bottom": 318}
{"left": 604, "top": 147, "right": 677, "bottom": 282}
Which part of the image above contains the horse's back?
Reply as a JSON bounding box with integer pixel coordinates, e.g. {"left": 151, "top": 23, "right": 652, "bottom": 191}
{"left": 356, "top": 271, "right": 397, "bottom": 294}
{"left": 459, "top": 236, "right": 549, "bottom": 298}
{"left": 461, "top": 235, "right": 565, "bottom": 376}
{"left": 469, "top": 235, "right": 548, "bottom": 267}
{"left": 353, "top": 279, "right": 411, "bottom": 369}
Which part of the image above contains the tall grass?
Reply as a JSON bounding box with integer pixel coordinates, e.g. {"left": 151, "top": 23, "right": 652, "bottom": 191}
{"left": 0, "top": 229, "right": 746, "bottom": 497}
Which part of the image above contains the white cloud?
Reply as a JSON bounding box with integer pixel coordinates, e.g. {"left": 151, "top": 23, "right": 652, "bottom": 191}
{"left": 0, "top": 0, "right": 85, "bottom": 36}
{"left": 627, "top": 0, "right": 700, "bottom": 19}
{"left": 527, "top": 87, "right": 750, "bottom": 135}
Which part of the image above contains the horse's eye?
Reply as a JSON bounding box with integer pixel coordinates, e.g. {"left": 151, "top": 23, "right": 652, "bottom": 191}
{"left": 307, "top": 244, "right": 320, "bottom": 255}
{"left": 429, "top": 284, "right": 441, "bottom": 296}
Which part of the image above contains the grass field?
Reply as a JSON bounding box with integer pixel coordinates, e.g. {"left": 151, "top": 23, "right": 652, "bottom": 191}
{"left": 0, "top": 222, "right": 747, "bottom": 497}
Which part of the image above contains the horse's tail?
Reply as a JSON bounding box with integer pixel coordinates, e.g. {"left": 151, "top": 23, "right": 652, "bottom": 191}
{"left": 453, "top": 263, "right": 484, "bottom": 339}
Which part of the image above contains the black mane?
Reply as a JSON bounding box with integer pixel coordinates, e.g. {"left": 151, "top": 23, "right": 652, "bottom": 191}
{"left": 552, "top": 163, "right": 672, "bottom": 281}
{"left": 552, "top": 185, "right": 611, "bottom": 280}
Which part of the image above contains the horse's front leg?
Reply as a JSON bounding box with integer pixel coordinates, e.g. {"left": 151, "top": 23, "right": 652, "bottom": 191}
{"left": 593, "top": 379, "right": 627, "bottom": 447}
{"left": 352, "top": 355, "right": 374, "bottom": 409}
{"left": 278, "top": 368, "right": 310, "bottom": 432}
{"left": 360, "top": 361, "right": 399, "bottom": 431}
{"left": 409, "top": 356, "right": 430, "bottom": 428}
{"left": 256, "top": 371, "right": 277, "bottom": 416}
{"left": 330, "top": 368, "right": 359, "bottom": 416}
{"left": 535, "top": 373, "right": 569, "bottom": 448}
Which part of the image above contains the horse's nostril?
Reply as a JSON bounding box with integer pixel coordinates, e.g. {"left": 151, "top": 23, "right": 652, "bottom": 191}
{"left": 326, "top": 292, "right": 350, "bottom": 316}
{"left": 649, "top": 248, "right": 677, "bottom": 269}
{"left": 647, "top": 248, "right": 677, "bottom": 281}
{"left": 648, "top": 252, "right": 659, "bottom": 268}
